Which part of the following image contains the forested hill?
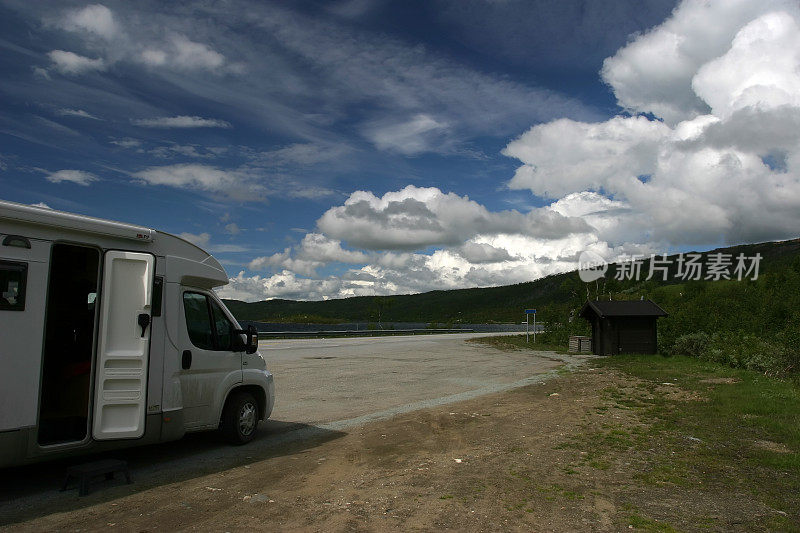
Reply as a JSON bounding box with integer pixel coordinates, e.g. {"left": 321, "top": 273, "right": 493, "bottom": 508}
{"left": 222, "top": 271, "right": 567, "bottom": 325}
{"left": 223, "top": 237, "right": 800, "bottom": 325}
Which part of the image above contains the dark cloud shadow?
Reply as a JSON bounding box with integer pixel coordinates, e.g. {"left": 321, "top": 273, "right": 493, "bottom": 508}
{"left": 0, "top": 419, "right": 345, "bottom": 526}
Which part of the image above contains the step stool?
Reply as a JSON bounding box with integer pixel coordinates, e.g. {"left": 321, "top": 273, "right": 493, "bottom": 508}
{"left": 61, "top": 459, "right": 132, "bottom": 496}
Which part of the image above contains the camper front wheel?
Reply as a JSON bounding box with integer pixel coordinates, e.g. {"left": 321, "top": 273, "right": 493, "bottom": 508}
{"left": 221, "top": 391, "right": 259, "bottom": 444}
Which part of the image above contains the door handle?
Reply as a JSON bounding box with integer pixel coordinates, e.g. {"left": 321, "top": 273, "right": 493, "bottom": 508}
{"left": 138, "top": 313, "right": 151, "bottom": 337}
{"left": 182, "top": 350, "right": 192, "bottom": 369}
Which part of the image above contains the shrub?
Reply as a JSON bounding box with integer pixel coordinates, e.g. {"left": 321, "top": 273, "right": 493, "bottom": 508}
{"left": 671, "top": 332, "right": 711, "bottom": 358}
{"left": 704, "top": 332, "right": 792, "bottom": 376}
{"left": 668, "top": 331, "right": 796, "bottom": 375}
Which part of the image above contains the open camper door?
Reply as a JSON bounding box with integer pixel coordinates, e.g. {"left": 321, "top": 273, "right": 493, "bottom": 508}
{"left": 92, "top": 251, "right": 155, "bottom": 440}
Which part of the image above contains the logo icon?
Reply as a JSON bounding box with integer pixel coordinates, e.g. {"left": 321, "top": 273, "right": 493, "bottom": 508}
{"left": 578, "top": 250, "right": 608, "bottom": 282}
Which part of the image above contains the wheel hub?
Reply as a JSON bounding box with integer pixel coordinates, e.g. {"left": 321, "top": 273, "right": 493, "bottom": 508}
{"left": 239, "top": 402, "right": 257, "bottom": 436}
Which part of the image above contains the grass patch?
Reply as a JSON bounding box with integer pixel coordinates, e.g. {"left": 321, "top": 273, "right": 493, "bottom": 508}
{"left": 468, "top": 334, "right": 568, "bottom": 353}
{"left": 594, "top": 354, "right": 800, "bottom": 521}
{"left": 587, "top": 459, "right": 610, "bottom": 470}
{"left": 626, "top": 513, "right": 679, "bottom": 532}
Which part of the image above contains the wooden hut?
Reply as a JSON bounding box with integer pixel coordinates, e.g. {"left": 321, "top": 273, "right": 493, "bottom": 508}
{"left": 579, "top": 300, "right": 668, "bottom": 355}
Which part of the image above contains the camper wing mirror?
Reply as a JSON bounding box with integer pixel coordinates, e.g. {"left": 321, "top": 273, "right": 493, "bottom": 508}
{"left": 235, "top": 325, "right": 259, "bottom": 354}
{"left": 246, "top": 325, "right": 258, "bottom": 354}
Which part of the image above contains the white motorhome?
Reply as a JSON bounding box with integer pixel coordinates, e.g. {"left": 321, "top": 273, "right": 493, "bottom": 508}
{"left": 0, "top": 200, "right": 274, "bottom": 467}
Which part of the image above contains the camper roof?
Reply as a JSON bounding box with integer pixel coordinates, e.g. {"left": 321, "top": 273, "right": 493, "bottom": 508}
{"left": 0, "top": 199, "right": 155, "bottom": 243}
{"left": 0, "top": 199, "right": 229, "bottom": 289}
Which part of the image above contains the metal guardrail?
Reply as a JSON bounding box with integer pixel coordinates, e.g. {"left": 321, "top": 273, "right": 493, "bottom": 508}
{"left": 256, "top": 328, "right": 474, "bottom": 338}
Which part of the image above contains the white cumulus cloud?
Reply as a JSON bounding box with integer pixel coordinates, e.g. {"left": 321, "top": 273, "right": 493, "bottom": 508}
{"left": 140, "top": 35, "right": 227, "bottom": 71}
{"left": 457, "top": 242, "right": 514, "bottom": 264}
{"left": 504, "top": 116, "right": 670, "bottom": 199}
{"left": 692, "top": 11, "right": 800, "bottom": 119}
{"left": 169, "top": 34, "right": 226, "bottom": 70}
{"left": 132, "top": 115, "right": 232, "bottom": 128}
{"left": 44, "top": 4, "right": 230, "bottom": 75}
{"left": 317, "top": 185, "right": 590, "bottom": 250}
{"left": 247, "top": 233, "right": 368, "bottom": 277}
{"left": 255, "top": 142, "right": 352, "bottom": 167}
{"left": 295, "top": 233, "right": 370, "bottom": 264}
{"left": 362, "top": 114, "right": 450, "bottom": 155}
{"left": 217, "top": 271, "right": 354, "bottom": 302}
{"left": 131, "top": 162, "right": 335, "bottom": 202}
{"left": 222, "top": 230, "right": 642, "bottom": 302}
{"left": 59, "top": 4, "right": 119, "bottom": 40}
{"left": 57, "top": 108, "right": 102, "bottom": 120}
{"left": 133, "top": 164, "right": 260, "bottom": 201}
{"left": 47, "top": 50, "right": 106, "bottom": 75}
{"left": 600, "top": 0, "right": 799, "bottom": 124}
{"left": 505, "top": 0, "right": 800, "bottom": 247}
{"left": 226, "top": 186, "right": 632, "bottom": 301}
{"left": 44, "top": 169, "right": 99, "bottom": 186}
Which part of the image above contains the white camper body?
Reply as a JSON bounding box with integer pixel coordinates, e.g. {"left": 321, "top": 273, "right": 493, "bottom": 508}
{"left": 0, "top": 200, "right": 274, "bottom": 467}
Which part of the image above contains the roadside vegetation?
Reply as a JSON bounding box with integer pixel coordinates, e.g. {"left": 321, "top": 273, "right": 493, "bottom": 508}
{"left": 482, "top": 336, "right": 800, "bottom": 528}
{"left": 651, "top": 266, "right": 800, "bottom": 375}
{"left": 586, "top": 354, "right": 800, "bottom": 529}
{"left": 253, "top": 314, "right": 344, "bottom": 324}
{"left": 467, "top": 334, "right": 568, "bottom": 354}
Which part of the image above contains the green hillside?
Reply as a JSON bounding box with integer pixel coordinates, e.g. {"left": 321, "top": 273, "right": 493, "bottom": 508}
{"left": 224, "top": 237, "right": 800, "bottom": 374}
{"left": 222, "top": 272, "right": 570, "bottom": 325}
{"left": 224, "top": 238, "right": 800, "bottom": 324}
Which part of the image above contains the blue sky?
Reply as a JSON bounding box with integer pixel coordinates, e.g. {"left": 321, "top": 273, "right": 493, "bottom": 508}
{"left": 2, "top": 0, "right": 800, "bottom": 301}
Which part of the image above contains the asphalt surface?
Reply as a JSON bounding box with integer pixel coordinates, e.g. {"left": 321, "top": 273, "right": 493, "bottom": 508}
{"left": 264, "top": 333, "right": 573, "bottom": 424}
{"left": 0, "top": 333, "right": 592, "bottom": 526}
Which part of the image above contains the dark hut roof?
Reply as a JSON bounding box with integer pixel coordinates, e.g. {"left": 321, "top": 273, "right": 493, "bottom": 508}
{"left": 579, "top": 299, "right": 668, "bottom": 319}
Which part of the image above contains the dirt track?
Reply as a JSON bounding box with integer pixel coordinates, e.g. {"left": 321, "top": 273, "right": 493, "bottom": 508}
{"left": 5, "top": 364, "right": 779, "bottom": 532}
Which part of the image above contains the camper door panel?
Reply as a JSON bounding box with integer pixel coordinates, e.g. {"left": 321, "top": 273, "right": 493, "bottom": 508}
{"left": 92, "top": 250, "right": 154, "bottom": 440}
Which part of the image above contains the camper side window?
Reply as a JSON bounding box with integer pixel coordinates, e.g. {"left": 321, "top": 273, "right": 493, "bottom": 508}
{"left": 183, "top": 292, "right": 214, "bottom": 350}
{"left": 182, "top": 292, "right": 239, "bottom": 352}
{"left": 0, "top": 260, "right": 27, "bottom": 311}
{"left": 210, "top": 299, "right": 236, "bottom": 351}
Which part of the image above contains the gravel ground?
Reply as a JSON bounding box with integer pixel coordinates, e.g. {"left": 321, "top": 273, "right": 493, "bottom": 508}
{"left": 1, "top": 335, "right": 588, "bottom": 527}
{"left": 4, "top": 364, "right": 778, "bottom": 531}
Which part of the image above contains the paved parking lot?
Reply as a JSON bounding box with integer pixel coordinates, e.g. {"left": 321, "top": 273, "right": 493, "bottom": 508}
{"left": 263, "top": 333, "right": 573, "bottom": 425}
{"left": 1, "top": 333, "right": 588, "bottom": 526}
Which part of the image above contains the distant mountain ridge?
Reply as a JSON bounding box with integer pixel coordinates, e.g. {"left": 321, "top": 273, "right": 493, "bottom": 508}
{"left": 223, "top": 237, "right": 800, "bottom": 324}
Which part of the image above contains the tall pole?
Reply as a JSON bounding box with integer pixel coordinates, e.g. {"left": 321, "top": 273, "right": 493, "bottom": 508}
{"left": 533, "top": 312, "right": 536, "bottom": 344}
{"left": 526, "top": 313, "right": 529, "bottom": 343}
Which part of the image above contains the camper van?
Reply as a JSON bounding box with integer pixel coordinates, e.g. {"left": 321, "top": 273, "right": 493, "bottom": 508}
{"left": 0, "top": 200, "right": 274, "bottom": 467}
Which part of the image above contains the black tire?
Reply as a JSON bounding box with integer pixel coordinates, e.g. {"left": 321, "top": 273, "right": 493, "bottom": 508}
{"left": 220, "top": 391, "right": 259, "bottom": 445}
